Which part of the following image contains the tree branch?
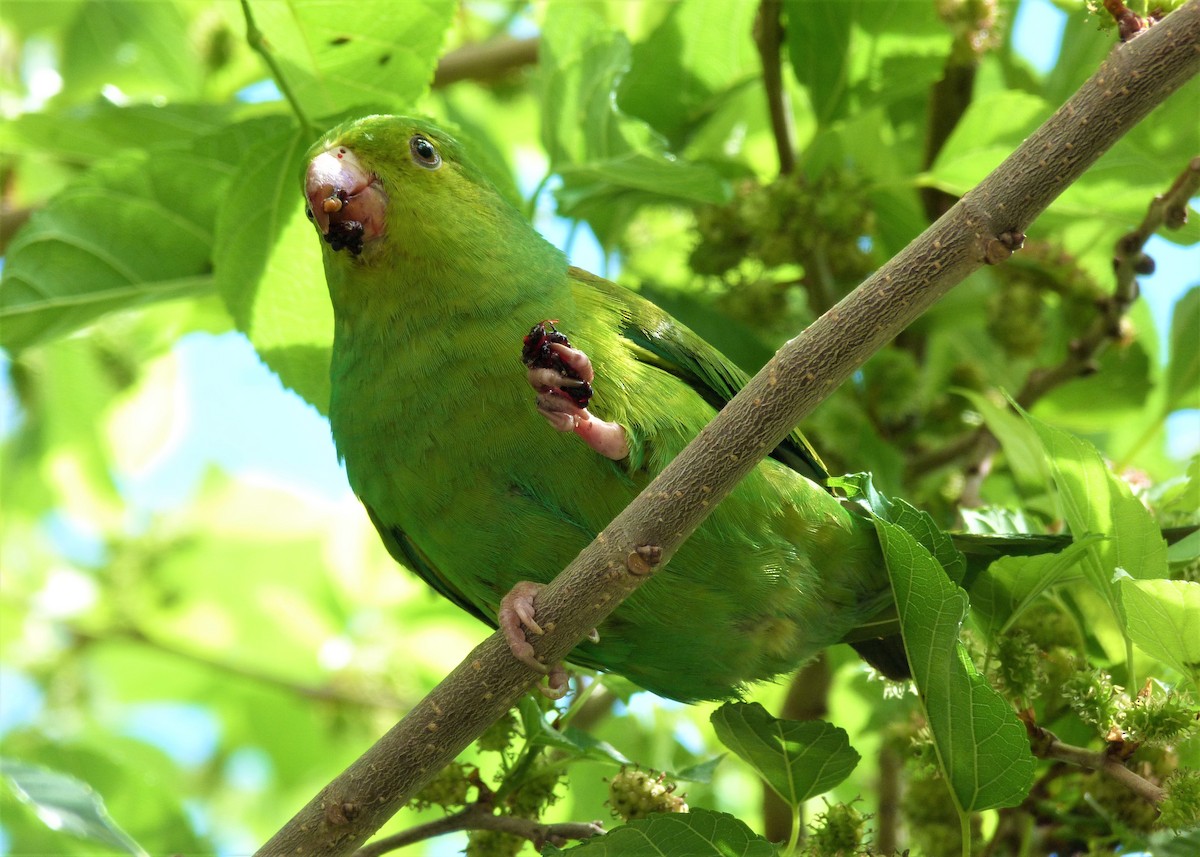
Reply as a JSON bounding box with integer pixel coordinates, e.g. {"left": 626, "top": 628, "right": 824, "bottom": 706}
{"left": 753, "top": 0, "right": 796, "bottom": 175}
{"left": 351, "top": 803, "right": 604, "bottom": 857}
{"left": 256, "top": 5, "right": 1200, "bottom": 853}
{"left": 432, "top": 37, "right": 539, "bottom": 88}
{"left": 1025, "top": 720, "right": 1167, "bottom": 805}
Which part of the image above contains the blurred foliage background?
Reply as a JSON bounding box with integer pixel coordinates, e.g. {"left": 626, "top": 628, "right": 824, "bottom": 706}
{"left": 0, "top": 0, "right": 1197, "bottom": 854}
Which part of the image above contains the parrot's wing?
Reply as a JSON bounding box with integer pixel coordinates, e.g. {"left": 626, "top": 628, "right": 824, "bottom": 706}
{"left": 365, "top": 503, "right": 498, "bottom": 630}
{"left": 571, "top": 268, "right": 830, "bottom": 485}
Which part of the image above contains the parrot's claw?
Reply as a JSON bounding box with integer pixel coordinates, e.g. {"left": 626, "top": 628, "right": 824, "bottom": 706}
{"left": 522, "top": 322, "right": 630, "bottom": 461}
{"left": 500, "top": 581, "right": 548, "bottom": 673}
{"left": 498, "top": 581, "right": 587, "bottom": 700}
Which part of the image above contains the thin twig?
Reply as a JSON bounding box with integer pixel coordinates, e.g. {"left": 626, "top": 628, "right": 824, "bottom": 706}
{"left": 256, "top": 6, "right": 1200, "bottom": 854}
{"left": 908, "top": 155, "right": 1200, "bottom": 490}
{"left": 352, "top": 803, "right": 603, "bottom": 857}
{"left": 753, "top": 0, "right": 796, "bottom": 175}
{"left": 1025, "top": 719, "right": 1166, "bottom": 805}
{"left": 240, "top": 0, "right": 315, "bottom": 137}
{"left": 1104, "top": 0, "right": 1155, "bottom": 41}
{"left": 433, "top": 37, "right": 538, "bottom": 88}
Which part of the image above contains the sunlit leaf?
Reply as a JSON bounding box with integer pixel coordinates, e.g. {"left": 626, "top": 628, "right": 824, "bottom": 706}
{"left": 1023, "top": 411, "right": 1169, "bottom": 616}
{"left": 1, "top": 758, "right": 148, "bottom": 857}
{"left": 1166, "top": 286, "right": 1200, "bottom": 412}
{"left": 969, "top": 536, "right": 1100, "bottom": 642}
{"left": 245, "top": 0, "right": 455, "bottom": 121}
{"left": 0, "top": 118, "right": 276, "bottom": 351}
{"left": 212, "top": 121, "right": 331, "bottom": 410}
{"left": 1118, "top": 578, "right": 1200, "bottom": 689}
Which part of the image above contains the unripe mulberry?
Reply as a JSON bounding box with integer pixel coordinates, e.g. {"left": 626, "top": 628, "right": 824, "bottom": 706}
{"left": 607, "top": 768, "right": 688, "bottom": 821}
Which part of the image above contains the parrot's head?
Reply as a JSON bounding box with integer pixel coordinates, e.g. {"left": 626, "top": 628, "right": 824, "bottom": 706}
{"left": 302, "top": 114, "right": 503, "bottom": 262}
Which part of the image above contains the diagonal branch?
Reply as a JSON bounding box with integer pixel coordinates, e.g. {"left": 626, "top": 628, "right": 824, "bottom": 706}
{"left": 256, "top": 4, "right": 1200, "bottom": 854}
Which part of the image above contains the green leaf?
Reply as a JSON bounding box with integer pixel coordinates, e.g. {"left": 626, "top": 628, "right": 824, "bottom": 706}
{"left": 59, "top": 0, "right": 201, "bottom": 105}
{"left": 1170, "top": 530, "right": 1200, "bottom": 565}
{"left": 546, "top": 808, "right": 777, "bottom": 856}
{"left": 1117, "top": 578, "right": 1200, "bottom": 689}
{"left": 1, "top": 758, "right": 148, "bottom": 857}
{"left": 0, "top": 117, "right": 277, "bottom": 351}
{"left": 954, "top": 389, "right": 1053, "bottom": 492}
{"left": 673, "top": 755, "right": 725, "bottom": 784}
{"left": 1023, "top": 411, "right": 1169, "bottom": 617}
{"left": 1167, "top": 286, "right": 1200, "bottom": 412}
{"left": 619, "top": 0, "right": 759, "bottom": 148}
{"left": 785, "top": 0, "right": 853, "bottom": 126}
{"left": 833, "top": 473, "right": 966, "bottom": 584}
{"left": 539, "top": 3, "right": 728, "bottom": 239}
{"left": 246, "top": 0, "right": 455, "bottom": 121}
{"left": 212, "top": 121, "right": 332, "bottom": 411}
{"left": 875, "top": 518, "right": 1035, "bottom": 811}
{"left": 0, "top": 103, "right": 233, "bottom": 166}
{"left": 710, "top": 701, "right": 859, "bottom": 808}
{"left": 969, "top": 536, "right": 1101, "bottom": 642}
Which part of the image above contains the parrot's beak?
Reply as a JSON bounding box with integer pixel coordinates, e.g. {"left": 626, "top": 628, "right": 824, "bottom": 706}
{"left": 304, "top": 146, "right": 387, "bottom": 256}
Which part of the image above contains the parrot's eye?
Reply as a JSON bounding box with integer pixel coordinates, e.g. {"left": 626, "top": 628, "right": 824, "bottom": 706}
{"left": 410, "top": 135, "right": 441, "bottom": 170}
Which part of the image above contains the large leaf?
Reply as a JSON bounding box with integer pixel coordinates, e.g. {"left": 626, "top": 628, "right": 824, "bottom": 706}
{"left": 1117, "top": 578, "right": 1200, "bottom": 689}
{"left": 710, "top": 701, "right": 859, "bottom": 808}
{"left": 1024, "top": 411, "right": 1169, "bottom": 621}
{"left": 2, "top": 758, "right": 148, "bottom": 857}
{"left": 956, "top": 389, "right": 1047, "bottom": 493}
{"left": 832, "top": 473, "right": 966, "bottom": 584}
{"left": 245, "top": 0, "right": 455, "bottom": 121}
{"left": 0, "top": 103, "right": 234, "bottom": 168}
{"left": 212, "top": 121, "right": 331, "bottom": 411}
{"left": 58, "top": 0, "right": 201, "bottom": 105}
{"left": 785, "top": 0, "right": 854, "bottom": 126}
{"left": 0, "top": 118, "right": 275, "bottom": 351}
{"left": 1166, "top": 286, "right": 1200, "bottom": 412}
{"left": 876, "top": 518, "right": 1035, "bottom": 811}
{"left": 546, "top": 808, "right": 777, "bottom": 857}
{"left": 619, "top": 0, "right": 760, "bottom": 148}
{"left": 539, "top": 4, "right": 728, "bottom": 239}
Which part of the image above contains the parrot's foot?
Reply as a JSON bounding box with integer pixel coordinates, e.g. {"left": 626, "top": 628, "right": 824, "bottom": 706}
{"left": 522, "top": 322, "right": 629, "bottom": 461}
{"left": 498, "top": 581, "right": 597, "bottom": 700}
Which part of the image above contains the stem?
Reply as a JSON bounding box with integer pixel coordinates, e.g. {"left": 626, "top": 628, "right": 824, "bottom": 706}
{"left": 960, "top": 809, "right": 972, "bottom": 857}
{"left": 1024, "top": 719, "right": 1168, "bottom": 805}
{"left": 753, "top": 0, "right": 796, "bottom": 175}
{"left": 432, "top": 37, "right": 538, "bottom": 88}
{"left": 1126, "top": 635, "right": 1137, "bottom": 695}
{"left": 783, "top": 804, "right": 802, "bottom": 856}
{"left": 240, "top": 0, "right": 315, "bottom": 137}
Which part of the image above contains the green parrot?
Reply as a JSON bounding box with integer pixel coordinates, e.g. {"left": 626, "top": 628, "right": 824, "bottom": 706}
{"left": 298, "top": 114, "right": 988, "bottom": 701}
